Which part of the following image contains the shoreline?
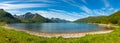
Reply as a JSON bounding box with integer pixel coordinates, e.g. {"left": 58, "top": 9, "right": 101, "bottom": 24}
{"left": 1, "top": 24, "right": 115, "bottom": 38}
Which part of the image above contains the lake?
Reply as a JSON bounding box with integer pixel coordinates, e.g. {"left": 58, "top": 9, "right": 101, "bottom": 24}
{"left": 8, "top": 23, "right": 106, "bottom": 33}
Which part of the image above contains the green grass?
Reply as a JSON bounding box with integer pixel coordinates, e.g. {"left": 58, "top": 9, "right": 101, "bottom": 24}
{"left": 0, "top": 22, "right": 6, "bottom": 26}
{"left": 0, "top": 26, "right": 120, "bottom": 43}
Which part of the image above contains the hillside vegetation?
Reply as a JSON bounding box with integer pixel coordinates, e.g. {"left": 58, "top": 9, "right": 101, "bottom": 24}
{"left": 0, "top": 9, "right": 21, "bottom": 23}
{"left": 75, "top": 11, "right": 120, "bottom": 24}
{"left": 75, "top": 16, "right": 107, "bottom": 23}
{"left": 108, "top": 11, "right": 120, "bottom": 24}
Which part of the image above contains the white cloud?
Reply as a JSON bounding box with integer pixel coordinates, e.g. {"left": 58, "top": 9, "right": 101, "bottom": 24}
{"left": 81, "top": 0, "right": 87, "bottom": 4}
{"left": 1, "top": 0, "right": 55, "bottom": 3}
{"left": 30, "top": 0, "right": 57, "bottom": 3}
{"left": 48, "top": 9, "right": 83, "bottom": 17}
{"left": 62, "top": 0, "right": 93, "bottom": 16}
{"left": 63, "top": 0, "right": 119, "bottom": 16}
{"left": 0, "top": 3, "right": 49, "bottom": 9}
{"left": 79, "top": 5, "right": 119, "bottom": 16}
{"left": 6, "top": 9, "right": 86, "bottom": 21}
{"left": 33, "top": 9, "right": 85, "bottom": 21}
{"left": 109, "top": 8, "right": 114, "bottom": 10}
{"left": 102, "top": 0, "right": 110, "bottom": 7}
{"left": 2, "top": 0, "right": 119, "bottom": 21}
{"left": 101, "top": 8, "right": 106, "bottom": 10}
{"left": 79, "top": 5, "right": 92, "bottom": 15}
{"left": 4, "top": 0, "right": 59, "bottom": 4}
{"left": 62, "top": 0, "right": 80, "bottom": 7}
{"left": 1, "top": 1, "right": 18, "bottom": 4}
{"left": 0, "top": 0, "right": 58, "bottom": 10}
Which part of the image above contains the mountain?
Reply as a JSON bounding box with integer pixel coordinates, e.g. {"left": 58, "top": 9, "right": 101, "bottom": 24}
{"left": 15, "top": 12, "right": 47, "bottom": 23}
{"left": 0, "top": 9, "right": 21, "bottom": 23}
{"left": 74, "top": 16, "right": 107, "bottom": 23}
{"left": 74, "top": 10, "right": 120, "bottom": 24}
{"left": 107, "top": 11, "right": 120, "bottom": 24}
{"left": 0, "top": 9, "right": 70, "bottom": 23}
{"left": 15, "top": 12, "right": 70, "bottom": 23}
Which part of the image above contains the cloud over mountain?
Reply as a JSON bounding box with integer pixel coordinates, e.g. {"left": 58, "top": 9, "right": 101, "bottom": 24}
{"left": 0, "top": 0, "right": 119, "bottom": 21}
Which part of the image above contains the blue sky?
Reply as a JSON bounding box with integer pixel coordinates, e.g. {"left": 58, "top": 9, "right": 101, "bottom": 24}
{"left": 0, "top": 0, "right": 120, "bottom": 21}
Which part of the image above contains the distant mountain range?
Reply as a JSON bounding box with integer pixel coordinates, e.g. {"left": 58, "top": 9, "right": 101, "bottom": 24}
{"left": 0, "top": 9, "right": 69, "bottom": 23}
{"left": 14, "top": 12, "right": 70, "bottom": 23}
{"left": 2, "top": 8, "right": 120, "bottom": 24}
{"left": 14, "top": 12, "right": 47, "bottom": 23}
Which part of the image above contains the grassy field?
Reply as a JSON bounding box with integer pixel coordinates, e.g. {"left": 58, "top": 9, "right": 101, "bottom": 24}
{"left": 0, "top": 25, "right": 120, "bottom": 43}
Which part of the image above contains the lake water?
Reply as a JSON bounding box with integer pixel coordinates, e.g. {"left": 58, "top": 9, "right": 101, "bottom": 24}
{"left": 8, "top": 23, "right": 106, "bottom": 33}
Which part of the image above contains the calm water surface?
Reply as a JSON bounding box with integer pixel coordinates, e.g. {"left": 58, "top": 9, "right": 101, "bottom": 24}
{"left": 8, "top": 23, "right": 106, "bottom": 33}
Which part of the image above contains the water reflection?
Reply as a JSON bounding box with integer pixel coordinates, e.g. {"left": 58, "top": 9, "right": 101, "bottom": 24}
{"left": 8, "top": 23, "right": 106, "bottom": 33}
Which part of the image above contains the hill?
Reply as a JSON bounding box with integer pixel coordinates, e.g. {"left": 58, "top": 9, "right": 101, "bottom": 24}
{"left": 74, "top": 10, "right": 120, "bottom": 24}
{"left": 0, "top": 9, "right": 21, "bottom": 23}
{"left": 107, "top": 11, "right": 120, "bottom": 24}
{"left": 74, "top": 16, "right": 107, "bottom": 23}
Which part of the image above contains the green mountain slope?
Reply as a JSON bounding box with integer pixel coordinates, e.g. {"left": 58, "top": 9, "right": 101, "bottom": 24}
{"left": 74, "top": 16, "right": 107, "bottom": 23}
{"left": 107, "top": 11, "right": 120, "bottom": 24}
{"left": 75, "top": 10, "right": 120, "bottom": 24}
{"left": 0, "top": 9, "right": 21, "bottom": 23}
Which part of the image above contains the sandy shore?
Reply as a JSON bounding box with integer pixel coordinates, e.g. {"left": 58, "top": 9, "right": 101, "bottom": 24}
{"left": 1, "top": 24, "right": 114, "bottom": 38}
{"left": 29, "top": 30, "right": 113, "bottom": 38}
{"left": 97, "top": 24, "right": 119, "bottom": 28}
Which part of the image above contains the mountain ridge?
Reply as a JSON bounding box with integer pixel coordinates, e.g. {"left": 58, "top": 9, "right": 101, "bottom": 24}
{"left": 74, "top": 10, "right": 120, "bottom": 24}
{"left": 0, "top": 9, "right": 21, "bottom": 23}
{"left": 0, "top": 9, "right": 70, "bottom": 23}
{"left": 14, "top": 12, "right": 70, "bottom": 23}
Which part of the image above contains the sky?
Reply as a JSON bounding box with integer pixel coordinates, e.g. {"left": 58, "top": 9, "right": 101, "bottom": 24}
{"left": 0, "top": 0, "right": 120, "bottom": 21}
